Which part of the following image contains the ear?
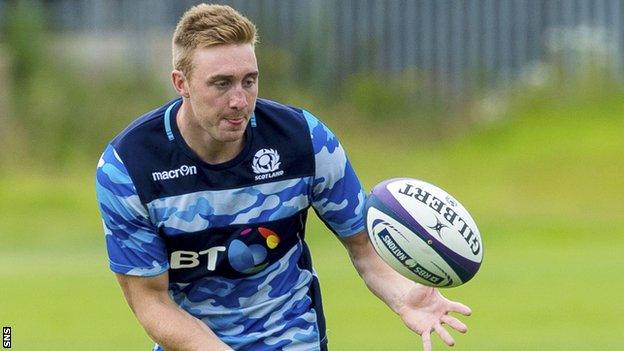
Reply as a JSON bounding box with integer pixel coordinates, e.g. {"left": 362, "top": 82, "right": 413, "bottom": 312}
{"left": 171, "top": 70, "right": 190, "bottom": 98}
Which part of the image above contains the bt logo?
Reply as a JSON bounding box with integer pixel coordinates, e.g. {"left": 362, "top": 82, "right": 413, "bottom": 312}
{"left": 170, "top": 246, "right": 225, "bottom": 271}
{"left": 169, "top": 227, "right": 281, "bottom": 274}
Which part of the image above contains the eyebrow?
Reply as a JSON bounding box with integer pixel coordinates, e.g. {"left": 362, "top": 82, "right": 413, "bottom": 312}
{"left": 208, "top": 71, "right": 259, "bottom": 82}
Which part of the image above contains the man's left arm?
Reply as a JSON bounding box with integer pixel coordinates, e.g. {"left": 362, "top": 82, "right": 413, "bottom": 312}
{"left": 303, "top": 111, "right": 472, "bottom": 350}
{"left": 340, "top": 230, "right": 472, "bottom": 351}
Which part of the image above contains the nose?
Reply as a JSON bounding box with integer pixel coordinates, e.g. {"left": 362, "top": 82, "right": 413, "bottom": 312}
{"left": 229, "top": 87, "right": 248, "bottom": 110}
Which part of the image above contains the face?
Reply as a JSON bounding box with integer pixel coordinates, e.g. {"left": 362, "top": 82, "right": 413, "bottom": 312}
{"left": 174, "top": 44, "right": 259, "bottom": 144}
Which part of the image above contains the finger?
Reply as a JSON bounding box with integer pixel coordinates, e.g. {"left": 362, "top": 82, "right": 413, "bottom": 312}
{"left": 421, "top": 329, "right": 432, "bottom": 351}
{"left": 448, "top": 301, "right": 472, "bottom": 316}
{"left": 434, "top": 324, "right": 456, "bottom": 347}
{"left": 441, "top": 314, "right": 468, "bottom": 333}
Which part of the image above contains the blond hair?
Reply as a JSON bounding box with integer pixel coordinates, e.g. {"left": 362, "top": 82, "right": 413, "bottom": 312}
{"left": 172, "top": 4, "right": 258, "bottom": 77}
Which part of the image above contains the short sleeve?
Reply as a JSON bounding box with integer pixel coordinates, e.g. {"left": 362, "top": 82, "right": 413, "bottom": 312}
{"left": 303, "top": 110, "right": 366, "bottom": 237}
{"left": 95, "top": 144, "right": 169, "bottom": 276}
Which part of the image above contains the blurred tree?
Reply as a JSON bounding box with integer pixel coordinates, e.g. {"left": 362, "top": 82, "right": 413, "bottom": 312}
{"left": 4, "top": 0, "right": 45, "bottom": 92}
{"left": 1, "top": 0, "right": 170, "bottom": 171}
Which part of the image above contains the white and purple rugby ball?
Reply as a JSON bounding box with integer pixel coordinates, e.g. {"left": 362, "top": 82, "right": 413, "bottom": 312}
{"left": 366, "top": 178, "right": 483, "bottom": 288}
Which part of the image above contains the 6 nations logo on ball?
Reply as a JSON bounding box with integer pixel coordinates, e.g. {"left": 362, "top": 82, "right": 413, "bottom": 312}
{"left": 252, "top": 149, "right": 284, "bottom": 181}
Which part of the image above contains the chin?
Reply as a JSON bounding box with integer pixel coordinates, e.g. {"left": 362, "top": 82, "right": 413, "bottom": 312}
{"left": 218, "top": 130, "right": 246, "bottom": 143}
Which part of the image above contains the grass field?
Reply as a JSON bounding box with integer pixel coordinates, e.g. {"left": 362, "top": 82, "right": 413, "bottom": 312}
{"left": 1, "top": 97, "right": 623, "bottom": 350}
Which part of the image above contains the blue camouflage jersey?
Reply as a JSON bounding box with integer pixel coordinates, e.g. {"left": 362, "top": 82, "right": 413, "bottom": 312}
{"left": 95, "top": 97, "right": 366, "bottom": 351}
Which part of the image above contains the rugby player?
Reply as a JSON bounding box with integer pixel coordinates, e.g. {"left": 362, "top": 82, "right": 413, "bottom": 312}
{"left": 95, "top": 4, "right": 471, "bottom": 350}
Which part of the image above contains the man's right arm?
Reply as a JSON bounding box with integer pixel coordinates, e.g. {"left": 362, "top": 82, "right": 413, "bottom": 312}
{"left": 96, "top": 145, "right": 232, "bottom": 351}
{"left": 116, "top": 271, "right": 232, "bottom": 351}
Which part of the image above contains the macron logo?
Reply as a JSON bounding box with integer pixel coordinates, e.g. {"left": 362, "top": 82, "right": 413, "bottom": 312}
{"left": 152, "top": 165, "right": 197, "bottom": 181}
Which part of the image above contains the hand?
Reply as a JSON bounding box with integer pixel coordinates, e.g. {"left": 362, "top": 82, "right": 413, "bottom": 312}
{"left": 397, "top": 286, "right": 472, "bottom": 351}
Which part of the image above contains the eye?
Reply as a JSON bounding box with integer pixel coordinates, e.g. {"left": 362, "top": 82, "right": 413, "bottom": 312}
{"left": 214, "top": 80, "right": 230, "bottom": 89}
{"left": 243, "top": 77, "right": 257, "bottom": 88}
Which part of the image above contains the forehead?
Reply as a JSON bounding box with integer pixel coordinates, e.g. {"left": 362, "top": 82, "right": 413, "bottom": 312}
{"left": 191, "top": 44, "right": 258, "bottom": 79}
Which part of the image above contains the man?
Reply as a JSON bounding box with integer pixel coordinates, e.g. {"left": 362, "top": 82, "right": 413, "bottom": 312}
{"left": 95, "top": 4, "right": 471, "bottom": 351}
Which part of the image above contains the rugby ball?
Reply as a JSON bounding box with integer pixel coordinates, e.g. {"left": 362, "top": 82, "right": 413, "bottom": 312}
{"left": 365, "top": 178, "right": 483, "bottom": 288}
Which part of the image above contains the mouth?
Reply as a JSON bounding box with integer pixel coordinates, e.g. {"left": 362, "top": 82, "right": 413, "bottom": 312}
{"left": 224, "top": 117, "right": 246, "bottom": 126}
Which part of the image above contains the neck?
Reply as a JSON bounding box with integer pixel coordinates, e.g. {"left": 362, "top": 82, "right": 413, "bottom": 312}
{"left": 177, "top": 101, "right": 245, "bottom": 165}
